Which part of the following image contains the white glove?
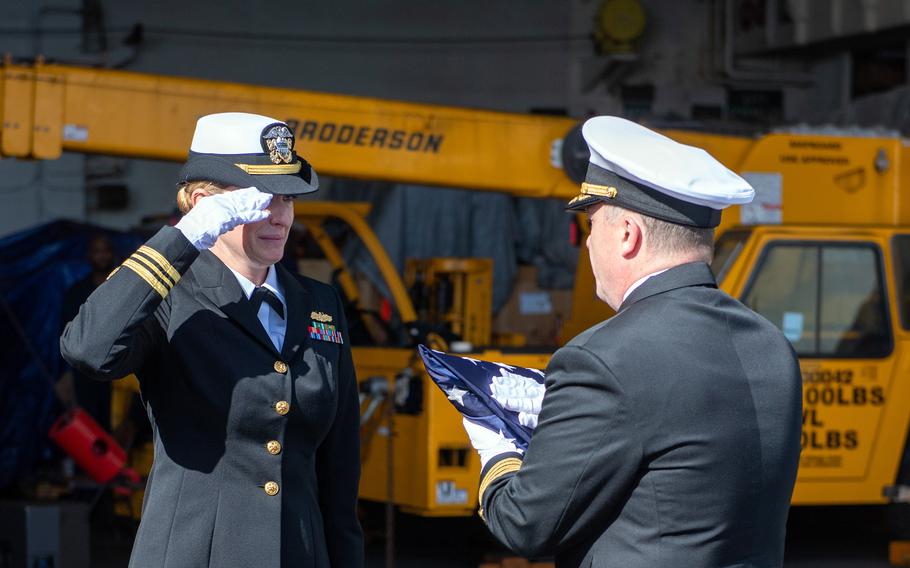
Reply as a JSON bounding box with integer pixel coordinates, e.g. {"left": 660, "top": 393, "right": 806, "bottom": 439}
{"left": 462, "top": 417, "right": 522, "bottom": 468}
{"left": 490, "top": 370, "right": 546, "bottom": 429}
{"left": 175, "top": 186, "right": 272, "bottom": 250}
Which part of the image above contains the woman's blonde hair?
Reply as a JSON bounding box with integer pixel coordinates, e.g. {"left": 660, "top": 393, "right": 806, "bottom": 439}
{"left": 176, "top": 180, "right": 228, "bottom": 214}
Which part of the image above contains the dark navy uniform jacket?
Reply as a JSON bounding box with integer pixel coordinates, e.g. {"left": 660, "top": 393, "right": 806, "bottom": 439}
{"left": 479, "top": 262, "right": 802, "bottom": 568}
{"left": 61, "top": 226, "right": 363, "bottom": 568}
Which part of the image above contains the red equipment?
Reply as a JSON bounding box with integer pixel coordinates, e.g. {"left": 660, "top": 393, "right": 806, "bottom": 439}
{"left": 49, "top": 407, "right": 140, "bottom": 490}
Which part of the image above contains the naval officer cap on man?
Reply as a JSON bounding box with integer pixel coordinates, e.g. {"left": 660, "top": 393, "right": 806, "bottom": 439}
{"left": 463, "top": 116, "right": 802, "bottom": 568}
{"left": 61, "top": 112, "right": 363, "bottom": 568}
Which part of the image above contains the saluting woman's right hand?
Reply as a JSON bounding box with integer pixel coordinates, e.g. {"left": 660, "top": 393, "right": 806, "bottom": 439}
{"left": 175, "top": 186, "right": 272, "bottom": 250}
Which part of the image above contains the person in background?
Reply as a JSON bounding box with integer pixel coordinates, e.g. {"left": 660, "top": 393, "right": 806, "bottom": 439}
{"left": 58, "top": 234, "right": 116, "bottom": 430}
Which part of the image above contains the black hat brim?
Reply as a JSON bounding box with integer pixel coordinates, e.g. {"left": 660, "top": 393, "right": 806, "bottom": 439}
{"left": 565, "top": 163, "right": 721, "bottom": 228}
{"left": 177, "top": 153, "right": 319, "bottom": 196}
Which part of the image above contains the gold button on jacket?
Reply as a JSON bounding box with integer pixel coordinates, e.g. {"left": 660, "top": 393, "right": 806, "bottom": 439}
{"left": 274, "top": 360, "right": 288, "bottom": 373}
{"left": 266, "top": 440, "right": 282, "bottom": 455}
{"left": 59, "top": 229, "right": 364, "bottom": 567}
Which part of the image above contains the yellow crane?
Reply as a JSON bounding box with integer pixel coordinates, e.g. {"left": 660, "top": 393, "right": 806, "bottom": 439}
{"left": 6, "top": 60, "right": 910, "bottom": 532}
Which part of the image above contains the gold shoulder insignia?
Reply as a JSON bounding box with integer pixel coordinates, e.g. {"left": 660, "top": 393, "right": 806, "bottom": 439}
{"left": 310, "top": 311, "right": 333, "bottom": 323}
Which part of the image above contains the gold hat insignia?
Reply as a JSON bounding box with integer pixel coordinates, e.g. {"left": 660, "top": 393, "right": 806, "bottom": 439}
{"left": 262, "top": 125, "right": 294, "bottom": 165}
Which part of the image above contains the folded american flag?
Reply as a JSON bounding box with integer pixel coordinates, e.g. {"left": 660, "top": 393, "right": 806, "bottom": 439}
{"left": 417, "top": 344, "right": 545, "bottom": 451}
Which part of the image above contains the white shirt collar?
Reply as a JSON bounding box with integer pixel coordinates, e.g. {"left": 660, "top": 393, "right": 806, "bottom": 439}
{"left": 227, "top": 264, "right": 286, "bottom": 308}
{"left": 226, "top": 264, "right": 287, "bottom": 352}
{"left": 622, "top": 268, "right": 670, "bottom": 303}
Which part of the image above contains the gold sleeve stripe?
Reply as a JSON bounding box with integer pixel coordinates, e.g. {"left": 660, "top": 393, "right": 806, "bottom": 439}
{"left": 106, "top": 266, "right": 121, "bottom": 281}
{"left": 122, "top": 258, "right": 168, "bottom": 298}
{"left": 130, "top": 253, "right": 175, "bottom": 290}
{"left": 478, "top": 457, "right": 522, "bottom": 503}
{"left": 137, "top": 246, "right": 181, "bottom": 285}
{"left": 133, "top": 251, "right": 176, "bottom": 288}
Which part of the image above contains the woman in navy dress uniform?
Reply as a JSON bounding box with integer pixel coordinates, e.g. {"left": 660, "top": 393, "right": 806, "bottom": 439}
{"left": 61, "top": 113, "right": 364, "bottom": 568}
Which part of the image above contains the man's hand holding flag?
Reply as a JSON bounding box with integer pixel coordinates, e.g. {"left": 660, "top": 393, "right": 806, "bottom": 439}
{"left": 417, "top": 345, "right": 546, "bottom": 467}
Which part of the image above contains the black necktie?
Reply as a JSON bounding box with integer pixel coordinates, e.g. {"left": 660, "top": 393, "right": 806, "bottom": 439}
{"left": 250, "top": 286, "right": 285, "bottom": 320}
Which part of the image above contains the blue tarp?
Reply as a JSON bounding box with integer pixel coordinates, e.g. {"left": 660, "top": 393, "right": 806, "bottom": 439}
{"left": 0, "top": 220, "right": 144, "bottom": 487}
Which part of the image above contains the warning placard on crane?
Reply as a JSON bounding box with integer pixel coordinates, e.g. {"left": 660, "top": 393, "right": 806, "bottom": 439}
{"left": 740, "top": 172, "right": 782, "bottom": 225}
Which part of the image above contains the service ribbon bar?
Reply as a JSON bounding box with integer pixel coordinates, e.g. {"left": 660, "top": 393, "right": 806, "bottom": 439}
{"left": 308, "top": 321, "right": 344, "bottom": 344}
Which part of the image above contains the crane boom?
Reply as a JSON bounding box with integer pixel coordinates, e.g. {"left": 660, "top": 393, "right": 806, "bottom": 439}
{"left": 1, "top": 60, "right": 580, "bottom": 198}
{"left": 10, "top": 61, "right": 901, "bottom": 230}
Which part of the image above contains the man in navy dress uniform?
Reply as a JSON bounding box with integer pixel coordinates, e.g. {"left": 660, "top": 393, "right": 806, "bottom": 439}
{"left": 61, "top": 113, "right": 363, "bottom": 568}
{"left": 464, "top": 117, "right": 802, "bottom": 567}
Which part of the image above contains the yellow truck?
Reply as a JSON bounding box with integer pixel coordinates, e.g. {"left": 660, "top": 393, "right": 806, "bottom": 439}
{"left": 702, "top": 133, "right": 910, "bottom": 510}
{"left": 4, "top": 60, "right": 910, "bottom": 527}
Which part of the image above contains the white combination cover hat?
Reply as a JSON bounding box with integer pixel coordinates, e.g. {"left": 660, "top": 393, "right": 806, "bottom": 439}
{"left": 177, "top": 112, "right": 318, "bottom": 196}
{"left": 566, "top": 116, "right": 754, "bottom": 228}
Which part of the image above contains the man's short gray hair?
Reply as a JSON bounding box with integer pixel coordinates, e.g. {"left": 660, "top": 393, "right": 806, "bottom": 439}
{"left": 603, "top": 205, "right": 714, "bottom": 262}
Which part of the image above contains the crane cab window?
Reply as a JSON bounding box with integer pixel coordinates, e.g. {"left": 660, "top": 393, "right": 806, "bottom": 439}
{"left": 742, "top": 242, "right": 891, "bottom": 358}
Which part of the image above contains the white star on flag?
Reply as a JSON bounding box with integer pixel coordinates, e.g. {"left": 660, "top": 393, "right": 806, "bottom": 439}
{"left": 445, "top": 385, "right": 469, "bottom": 406}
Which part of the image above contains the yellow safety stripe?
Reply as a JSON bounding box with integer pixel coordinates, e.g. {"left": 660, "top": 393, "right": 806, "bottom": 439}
{"left": 137, "top": 246, "right": 181, "bottom": 285}
{"left": 580, "top": 182, "right": 618, "bottom": 199}
{"left": 478, "top": 457, "right": 523, "bottom": 504}
{"left": 122, "top": 258, "right": 168, "bottom": 298}
{"left": 234, "top": 162, "right": 302, "bottom": 175}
